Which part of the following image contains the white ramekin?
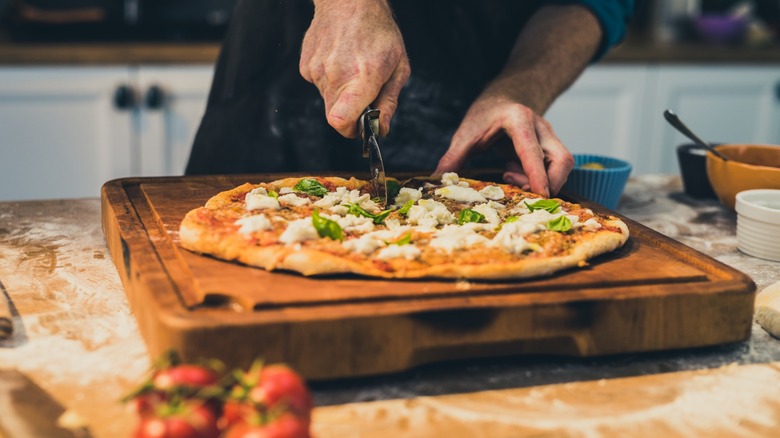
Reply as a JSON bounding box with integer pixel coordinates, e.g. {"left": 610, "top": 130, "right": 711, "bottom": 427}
{"left": 735, "top": 189, "right": 780, "bottom": 262}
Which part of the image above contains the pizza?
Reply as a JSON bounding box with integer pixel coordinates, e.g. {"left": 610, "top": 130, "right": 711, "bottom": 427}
{"left": 178, "top": 173, "right": 629, "bottom": 280}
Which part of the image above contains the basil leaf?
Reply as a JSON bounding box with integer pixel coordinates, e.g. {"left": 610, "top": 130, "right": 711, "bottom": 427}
{"left": 267, "top": 190, "right": 279, "bottom": 199}
{"left": 504, "top": 215, "right": 519, "bottom": 223}
{"left": 294, "top": 179, "right": 329, "bottom": 197}
{"left": 386, "top": 180, "right": 401, "bottom": 201}
{"left": 312, "top": 209, "right": 343, "bottom": 241}
{"left": 399, "top": 199, "right": 415, "bottom": 216}
{"left": 458, "top": 209, "right": 485, "bottom": 225}
{"left": 547, "top": 215, "right": 572, "bottom": 232}
{"left": 346, "top": 203, "right": 392, "bottom": 224}
{"left": 386, "top": 232, "right": 412, "bottom": 246}
{"left": 525, "top": 199, "right": 560, "bottom": 213}
{"left": 372, "top": 209, "right": 392, "bottom": 224}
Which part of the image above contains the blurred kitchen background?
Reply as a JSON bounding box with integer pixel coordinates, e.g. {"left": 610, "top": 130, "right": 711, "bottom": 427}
{"left": 0, "top": 0, "right": 779, "bottom": 201}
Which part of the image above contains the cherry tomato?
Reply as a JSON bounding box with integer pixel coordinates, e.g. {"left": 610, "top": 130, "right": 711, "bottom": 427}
{"left": 153, "top": 365, "right": 220, "bottom": 391}
{"left": 248, "top": 365, "right": 312, "bottom": 422}
{"left": 134, "top": 400, "right": 220, "bottom": 438}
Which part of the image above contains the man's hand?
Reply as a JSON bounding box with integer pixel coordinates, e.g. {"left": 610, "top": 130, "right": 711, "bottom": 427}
{"left": 435, "top": 92, "right": 573, "bottom": 198}
{"left": 435, "top": 4, "right": 602, "bottom": 197}
{"left": 300, "top": 0, "right": 411, "bottom": 138}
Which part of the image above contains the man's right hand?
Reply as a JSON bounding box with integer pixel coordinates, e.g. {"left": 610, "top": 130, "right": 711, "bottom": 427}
{"left": 300, "top": 0, "right": 411, "bottom": 138}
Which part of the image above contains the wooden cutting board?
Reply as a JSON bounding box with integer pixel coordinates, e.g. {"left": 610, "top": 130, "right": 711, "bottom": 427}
{"left": 101, "top": 173, "right": 755, "bottom": 380}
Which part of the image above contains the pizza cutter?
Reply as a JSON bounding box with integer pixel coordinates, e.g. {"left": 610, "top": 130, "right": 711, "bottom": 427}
{"left": 360, "top": 106, "right": 388, "bottom": 207}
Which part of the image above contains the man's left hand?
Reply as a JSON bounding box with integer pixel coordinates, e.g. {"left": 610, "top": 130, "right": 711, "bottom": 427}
{"left": 434, "top": 93, "right": 574, "bottom": 198}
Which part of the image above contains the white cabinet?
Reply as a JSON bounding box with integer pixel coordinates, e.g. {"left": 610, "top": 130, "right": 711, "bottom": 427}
{"left": 646, "top": 66, "right": 780, "bottom": 174}
{"left": 545, "top": 66, "right": 650, "bottom": 172}
{"left": 136, "top": 66, "right": 214, "bottom": 176}
{"left": 546, "top": 64, "right": 780, "bottom": 175}
{"left": 0, "top": 65, "right": 213, "bottom": 201}
{"left": 0, "top": 67, "right": 133, "bottom": 201}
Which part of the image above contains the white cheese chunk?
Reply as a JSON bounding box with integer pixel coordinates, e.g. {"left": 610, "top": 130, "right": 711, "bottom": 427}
{"left": 479, "top": 185, "right": 505, "bottom": 200}
{"left": 472, "top": 202, "right": 501, "bottom": 225}
{"left": 246, "top": 190, "right": 281, "bottom": 211}
{"left": 581, "top": 218, "right": 602, "bottom": 230}
{"left": 235, "top": 214, "right": 273, "bottom": 235}
{"left": 457, "top": 181, "right": 470, "bottom": 187}
{"left": 329, "top": 213, "right": 375, "bottom": 234}
{"left": 441, "top": 172, "right": 460, "bottom": 186}
{"left": 279, "top": 218, "right": 319, "bottom": 244}
{"left": 394, "top": 187, "right": 422, "bottom": 206}
{"left": 278, "top": 193, "right": 311, "bottom": 207}
{"left": 342, "top": 234, "right": 384, "bottom": 255}
{"left": 487, "top": 200, "right": 506, "bottom": 210}
{"left": 279, "top": 187, "right": 294, "bottom": 195}
{"left": 566, "top": 214, "right": 580, "bottom": 228}
{"left": 407, "top": 199, "right": 455, "bottom": 228}
{"left": 489, "top": 224, "right": 532, "bottom": 254}
{"left": 329, "top": 205, "right": 349, "bottom": 216}
{"left": 435, "top": 185, "right": 487, "bottom": 204}
{"left": 429, "top": 225, "right": 488, "bottom": 253}
{"left": 377, "top": 244, "right": 421, "bottom": 260}
{"left": 313, "top": 186, "right": 380, "bottom": 213}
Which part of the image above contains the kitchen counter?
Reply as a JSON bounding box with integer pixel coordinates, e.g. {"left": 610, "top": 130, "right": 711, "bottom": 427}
{"left": 1, "top": 174, "right": 779, "bottom": 437}
{"left": 0, "top": 40, "right": 779, "bottom": 65}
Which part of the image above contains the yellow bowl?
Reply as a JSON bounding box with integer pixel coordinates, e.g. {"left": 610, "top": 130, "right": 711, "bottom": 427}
{"left": 706, "top": 144, "right": 780, "bottom": 210}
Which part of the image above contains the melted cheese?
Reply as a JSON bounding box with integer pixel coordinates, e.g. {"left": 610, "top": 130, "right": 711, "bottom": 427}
{"left": 377, "top": 244, "right": 421, "bottom": 260}
{"left": 314, "top": 187, "right": 380, "bottom": 213}
{"left": 441, "top": 172, "right": 460, "bottom": 186}
{"left": 235, "top": 214, "right": 272, "bottom": 235}
{"left": 394, "top": 187, "right": 422, "bottom": 206}
{"left": 472, "top": 202, "right": 501, "bottom": 225}
{"left": 407, "top": 199, "right": 455, "bottom": 228}
{"left": 279, "top": 187, "right": 294, "bottom": 195}
{"left": 246, "top": 189, "right": 281, "bottom": 211}
{"left": 479, "top": 185, "right": 505, "bottom": 200}
{"left": 279, "top": 218, "right": 318, "bottom": 244}
{"left": 434, "top": 185, "right": 487, "bottom": 204}
{"left": 429, "top": 225, "right": 488, "bottom": 253}
{"left": 278, "top": 193, "right": 311, "bottom": 207}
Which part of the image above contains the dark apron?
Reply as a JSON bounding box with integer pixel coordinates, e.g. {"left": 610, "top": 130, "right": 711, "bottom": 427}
{"left": 185, "top": 0, "right": 543, "bottom": 175}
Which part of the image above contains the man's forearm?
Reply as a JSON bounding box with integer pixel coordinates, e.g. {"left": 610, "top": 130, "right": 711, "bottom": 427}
{"left": 485, "top": 4, "right": 603, "bottom": 114}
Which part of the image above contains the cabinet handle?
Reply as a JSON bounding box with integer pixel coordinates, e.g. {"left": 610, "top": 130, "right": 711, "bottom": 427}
{"left": 113, "top": 84, "right": 137, "bottom": 110}
{"left": 145, "top": 85, "right": 166, "bottom": 110}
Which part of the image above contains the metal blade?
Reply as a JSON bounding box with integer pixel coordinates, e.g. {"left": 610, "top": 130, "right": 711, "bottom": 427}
{"left": 360, "top": 107, "right": 388, "bottom": 207}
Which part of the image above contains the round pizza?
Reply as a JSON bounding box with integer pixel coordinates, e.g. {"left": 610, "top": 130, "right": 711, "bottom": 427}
{"left": 179, "top": 173, "right": 629, "bottom": 280}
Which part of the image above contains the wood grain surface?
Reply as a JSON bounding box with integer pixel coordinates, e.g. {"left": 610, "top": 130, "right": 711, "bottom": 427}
{"left": 311, "top": 362, "right": 780, "bottom": 438}
{"left": 101, "top": 174, "right": 756, "bottom": 380}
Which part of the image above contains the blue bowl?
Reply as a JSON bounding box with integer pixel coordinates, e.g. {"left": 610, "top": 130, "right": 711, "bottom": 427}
{"left": 562, "top": 154, "right": 632, "bottom": 210}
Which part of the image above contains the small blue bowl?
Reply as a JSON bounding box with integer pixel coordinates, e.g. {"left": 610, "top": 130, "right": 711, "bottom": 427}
{"left": 562, "top": 154, "right": 632, "bottom": 210}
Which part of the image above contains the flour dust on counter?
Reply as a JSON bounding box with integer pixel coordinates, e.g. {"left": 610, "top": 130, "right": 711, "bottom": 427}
{"left": 0, "top": 199, "right": 149, "bottom": 438}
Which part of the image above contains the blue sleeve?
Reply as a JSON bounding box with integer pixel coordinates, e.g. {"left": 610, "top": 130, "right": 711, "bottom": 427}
{"left": 551, "top": 0, "right": 635, "bottom": 61}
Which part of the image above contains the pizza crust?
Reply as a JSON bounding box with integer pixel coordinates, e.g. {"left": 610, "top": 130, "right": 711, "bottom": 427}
{"left": 179, "top": 176, "right": 630, "bottom": 280}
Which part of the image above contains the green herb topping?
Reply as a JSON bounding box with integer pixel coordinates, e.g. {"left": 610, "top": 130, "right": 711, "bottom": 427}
{"left": 525, "top": 199, "right": 561, "bottom": 213}
{"left": 398, "top": 199, "right": 415, "bottom": 216}
{"left": 504, "top": 215, "right": 519, "bottom": 223}
{"left": 547, "top": 215, "right": 572, "bottom": 232}
{"left": 386, "top": 232, "right": 412, "bottom": 246}
{"left": 294, "top": 179, "right": 329, "bottom": 197}
{"left": 267, "top": 190, "right": 279, "bottom": 199}
{"left": 312, "top": 209, "right": 343, "bottom": 241}
{"left": 458, "top": 208, "right": 486, "bottom": 225}
{"left": 386, "top": 180, "right": 401, "bottom": 201}
{"left": 346, "top": 203, "right": 392, "bottom": 224}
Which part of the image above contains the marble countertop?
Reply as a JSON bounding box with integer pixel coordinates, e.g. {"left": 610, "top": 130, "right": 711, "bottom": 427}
{"left": 0, "top": 174, "right": 778, "bottom": 437}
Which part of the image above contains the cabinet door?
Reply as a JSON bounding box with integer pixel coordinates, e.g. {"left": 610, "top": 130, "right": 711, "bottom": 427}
{"left": 649, "top": 66, "right": 780, "bottom": 174}
{"left": 544, "top": 66, "right": 650, "bottom": 172}
{"left": 136, "top": 66, "right": 214, "bottom": 176}
{"left": 0, "top": 67, "right": 133, "bottom": 200}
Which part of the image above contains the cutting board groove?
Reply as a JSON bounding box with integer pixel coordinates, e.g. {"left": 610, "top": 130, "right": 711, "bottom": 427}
{"left": 101, "top": 174, "right": 755, "bottom": 380}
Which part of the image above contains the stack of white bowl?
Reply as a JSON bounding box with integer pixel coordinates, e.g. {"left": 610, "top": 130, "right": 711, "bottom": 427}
{"left": 735, "top": 189, "right": 780, "bottom": 262}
